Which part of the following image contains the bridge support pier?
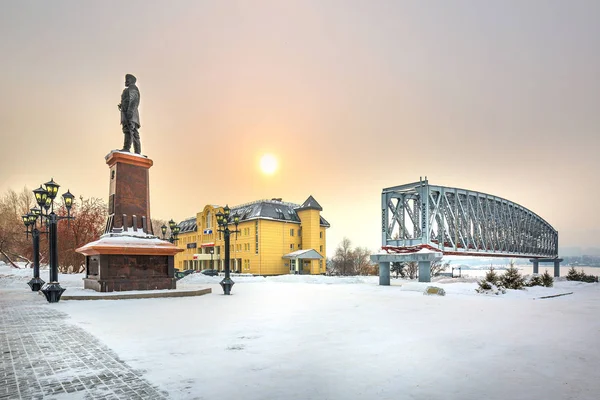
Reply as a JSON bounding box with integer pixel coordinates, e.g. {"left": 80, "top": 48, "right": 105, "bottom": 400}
{"left": 418, "top": 261, "right": 431, "bottom": 283}
{"left": 379, "top": 262, "right": 390, "bottom": 286}
{"left": 372, "top": 252, "right": 441, "bottom": 286}
{"left": 532, "top": 260, "right": 539, "bottom": 274}
{"left": 530, "top": 258, "right": 563, "bottom": 278}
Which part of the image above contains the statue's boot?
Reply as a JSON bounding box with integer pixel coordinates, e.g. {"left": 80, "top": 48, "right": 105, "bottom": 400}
{"left": 132, "top": 128, "right": 141, "bottom": 154}
{"left": 121, "top": 132, "right": 132, "bottom": 152}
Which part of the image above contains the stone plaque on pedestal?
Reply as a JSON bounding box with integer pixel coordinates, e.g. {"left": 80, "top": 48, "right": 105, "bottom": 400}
{"left": 76, "top": 151, "right": 183, "bottom": 292}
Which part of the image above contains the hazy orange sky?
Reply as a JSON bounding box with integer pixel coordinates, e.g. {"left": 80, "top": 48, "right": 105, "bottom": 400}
{"left": 1, "top": 1, "right": 599, "bottom": 256}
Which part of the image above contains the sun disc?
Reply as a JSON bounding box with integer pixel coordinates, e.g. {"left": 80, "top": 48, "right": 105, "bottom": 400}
{"left": 260, "top": 154, "right": 278, "bottom": 175}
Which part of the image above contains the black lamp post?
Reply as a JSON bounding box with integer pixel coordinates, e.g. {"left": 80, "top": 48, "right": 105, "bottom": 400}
{"left": 22, "top": 206, "right": 45, "bottom": 291}
{"left": 29, "top": 178, "right": 75, "bottom": 303}
{"left": 164, "top": 219, "right": 180, "bottom": 243}
{"left": 216, "top": 205, "right": 240, "bottom": 295}
{"left": 172, "top": 226, "right": 180, "bottom": 243}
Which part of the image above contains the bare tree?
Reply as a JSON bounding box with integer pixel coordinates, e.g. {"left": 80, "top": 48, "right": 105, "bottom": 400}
{"left": 331, "top": 237, "right": 355, "bottom": 275}
{"left": 329, "top": 239, "right": 375, "bottom": 276}
{"left": 354, "top": 246, "right": 372, "bottom": 275}
{"left": 151, "top": 218, "right": 170, "bottom": 239}
{"left": 56, "top": 196, "right": 107, "bottom": 273}
{"left": 405, "top": 261, "right": 418, "bottom": 279}
{"left": 0, "top": 187, "right": 34, "bottom": 267}
{"left": 431, "top": 260, "right": 450, "bottom": 277}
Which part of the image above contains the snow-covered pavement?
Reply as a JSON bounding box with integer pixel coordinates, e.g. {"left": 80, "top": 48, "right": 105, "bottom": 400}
{"left": 1, "top": 263, "right": 599, "bottom": 399}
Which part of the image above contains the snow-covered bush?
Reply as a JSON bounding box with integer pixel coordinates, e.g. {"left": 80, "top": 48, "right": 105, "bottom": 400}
{"left": 526, "top": 271, "right": 554, "bottom": 287}
{"left": 541, "top": 270, "right": 554, "bottom": 287}
{"left": 484, "top": 266, "right": 499, "bottom": 285}
{"left": 566, "top": 267, "right": 599, "bottom": 283}
{"left": 476, "top": 267, "right": 507, "bottom": 295}
{"left": 475, "top": 281, "right": 506, "bottom": 295}
{"left": 526, "top": 274, "right": 543, "bottom": 287}
{"left": 499, "top": 262, "right": 525, "bottom": 290}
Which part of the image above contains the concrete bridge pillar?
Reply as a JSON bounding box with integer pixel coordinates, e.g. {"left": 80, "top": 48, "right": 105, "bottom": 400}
{"left": 532, "top": 260, "right": 539, "bottom": 274}
{"left": 372, "top": 252, "right": 441, "bottom": 286}
{"left": 554, "top": 260, "right": 561, "bottom": 277}
{"left": 379, "top": 262, "right": 390, "bottom": 286}
{"left": 418, "top": 261, "right": 431, "bottom": 283}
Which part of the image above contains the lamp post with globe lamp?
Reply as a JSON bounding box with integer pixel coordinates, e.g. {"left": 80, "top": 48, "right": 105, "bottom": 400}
{"left": 22, "top": 205, "right": 44, "bottom": 291}
{"left": 29, "top": 178, "right": 75, "bottom": 303}
{"left": 166, "top": 219, "right": 180, "bottom": 244}
{"left": 216, "top": 205, "right": 240, "bottom": 295}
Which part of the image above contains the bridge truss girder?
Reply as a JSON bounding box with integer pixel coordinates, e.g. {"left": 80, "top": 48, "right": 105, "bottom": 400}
{"left": 381, "top": 179, "right": 558, "bottom": 258}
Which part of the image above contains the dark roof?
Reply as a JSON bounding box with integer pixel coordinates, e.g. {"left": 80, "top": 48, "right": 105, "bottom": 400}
{"left": 231, "top": 200, "right": 301, "bottom": 223}
{"left": 295, "top": 195, "right": 323, "bottom": 212}
{"left": 177, "top": 198, "right": 330, "bottom": 230}
{"left": 178, "top": 217, "right": 197, "bottom": 233}
{"left": 232, "top": 199, "right": 330, "bottom": 227}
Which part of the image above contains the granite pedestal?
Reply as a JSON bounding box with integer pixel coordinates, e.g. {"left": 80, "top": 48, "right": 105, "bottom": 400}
{"left": 77, "top": 151, "right": 182, "bottom": 292}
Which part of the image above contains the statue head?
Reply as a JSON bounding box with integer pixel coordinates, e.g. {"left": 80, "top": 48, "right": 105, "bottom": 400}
{"left": 125, "top": 74, "right": 137, "bottom": 87}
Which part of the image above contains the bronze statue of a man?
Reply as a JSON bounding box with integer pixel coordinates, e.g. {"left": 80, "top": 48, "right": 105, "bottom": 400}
{"left": 117, "top": 74, "right": 141, "bottom": 154}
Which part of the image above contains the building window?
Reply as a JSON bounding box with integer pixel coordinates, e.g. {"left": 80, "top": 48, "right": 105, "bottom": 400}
{"left": 290, "top": 244, "right": 294, "bottom": 250}
{"left": 206, "top": 211, "right": 212, "bottom": 229}
{"left": 320, "top": 245, "right": 323, "bottom": 253}
{"left": 320, "top": 231, "right": 323, "bottom": 239}
{"left": 255, "top": 221, "right": 259, "bottom": 254}
{"left": 290, "top": 229, "right": 294, "bottom": 236}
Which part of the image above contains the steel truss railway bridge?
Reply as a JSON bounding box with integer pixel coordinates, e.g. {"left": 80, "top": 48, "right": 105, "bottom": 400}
{"left": 371, "top": 178, "right": 562, "bottom": 284}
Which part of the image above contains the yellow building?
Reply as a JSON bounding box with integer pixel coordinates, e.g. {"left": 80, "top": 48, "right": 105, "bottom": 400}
{"left": 174, "top": 196, "right": 329, "bottom": 275}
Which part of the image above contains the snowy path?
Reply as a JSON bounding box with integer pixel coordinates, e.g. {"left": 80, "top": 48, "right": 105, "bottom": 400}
{"left": 0, "top": 288, "right": 167, "bottom": 399}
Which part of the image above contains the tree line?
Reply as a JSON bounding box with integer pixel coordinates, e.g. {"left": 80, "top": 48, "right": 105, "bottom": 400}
{"left": 327, "top": 237, "right": 377, "bottom": 275}
{"left": 0, "top": 187, "right": 106, "bottom": 273}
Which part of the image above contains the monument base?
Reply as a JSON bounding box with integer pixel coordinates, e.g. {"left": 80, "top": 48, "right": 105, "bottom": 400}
{"left": 84, "top": 277, "right": 175, "bottom": 292}
{"left": 76, "top": 234, "right": 182, "bottom": 293}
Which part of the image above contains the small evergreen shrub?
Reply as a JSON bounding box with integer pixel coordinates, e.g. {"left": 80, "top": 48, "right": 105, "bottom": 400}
{"left": 581, "top": 274, "right": 599, "bottom": 283}
{"left": 476, "top": 267, "right": 507, "bottom": 295}
{"left": 541, "top": 270, "right": 554, "bottom": 287}
{"left": 484, "top": 266, "right": 499, "bottom": 285}
{"left": 478, "top": 280, "right": 493, "bottom": 291}
{"left": 566, "top": 266, "right": 599, "bottom": 283}
{"left": 499, "top": 262, "right": 525, "bottom": 290}
{"left": 527, "top": 274, "right": 543, "bottom": 287}
{"left": 526, "top": 271, "right": 554, "bottom": 287}
{"left": 566, "top": 267, "right": 581, "bottom": 281}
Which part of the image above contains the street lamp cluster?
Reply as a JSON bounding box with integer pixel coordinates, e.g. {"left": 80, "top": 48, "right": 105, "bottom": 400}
{"left": 159, "top": 206, "right": 238, "bottom": 295}
{"left": 22, "top": 178, "right": 75, "bottom": 303}
{"left": 216, "top": 205, "right": 240, "bottom": 295}
{"left": 160, "top": 219, "right": 180, "bottom": 243}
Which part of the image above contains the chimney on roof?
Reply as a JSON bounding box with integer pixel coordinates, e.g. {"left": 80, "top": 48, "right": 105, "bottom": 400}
{"left": 272, "top": 198, "right": 282, "bottom": 202}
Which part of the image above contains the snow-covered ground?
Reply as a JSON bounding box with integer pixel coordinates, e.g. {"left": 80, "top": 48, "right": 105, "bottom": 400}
{"left": 1, "top": 262, "right": 599, "bottom": 399}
